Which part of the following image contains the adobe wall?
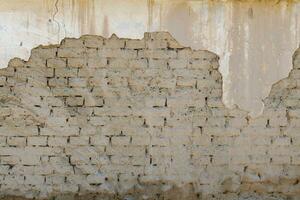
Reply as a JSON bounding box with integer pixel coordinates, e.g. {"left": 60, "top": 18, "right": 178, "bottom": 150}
{"left": 1, "top": 0, "right": 300, "bottom": 117}
{"left": 0, "top": 32, "right": 300, "bottom": 200}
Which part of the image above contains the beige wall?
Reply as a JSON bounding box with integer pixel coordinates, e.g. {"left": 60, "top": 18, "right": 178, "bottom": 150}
{"left": 0, "top": 0, "right": 300, "bottom": 116}
{"left": 1, "top": 32, "right": 300, "bottom": 200}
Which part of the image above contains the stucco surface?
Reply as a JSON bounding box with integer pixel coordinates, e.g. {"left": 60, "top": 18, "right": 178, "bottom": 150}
{"left": 0, "top": 0, "right": 300, "bottom": 115}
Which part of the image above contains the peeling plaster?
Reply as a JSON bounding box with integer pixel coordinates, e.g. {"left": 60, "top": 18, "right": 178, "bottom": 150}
{"left": 0, "top": 0, "right": 300, "bottom": 116}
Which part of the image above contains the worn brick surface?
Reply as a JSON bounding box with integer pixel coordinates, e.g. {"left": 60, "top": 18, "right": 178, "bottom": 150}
{"left": 0, "top": 32, "right": 300, "bottom": 200}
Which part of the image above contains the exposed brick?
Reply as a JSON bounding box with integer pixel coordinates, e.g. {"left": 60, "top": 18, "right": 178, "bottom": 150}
{"left": 48, "top": 137, "right": 68, "bottom": 147}
{"left": 68, "top": 57, "right": 86, "bottom": 68}
{"left": 27, "top": 136, "right": 47, "bottom": 146}
{"left": 47, "top": 58, "right": 66, "bottom": 68}
{"left": 0, "top": 32, "right": 299, "bottom": 199}
{"left": 7, "top": 137, "right": 26, "bottom": 147}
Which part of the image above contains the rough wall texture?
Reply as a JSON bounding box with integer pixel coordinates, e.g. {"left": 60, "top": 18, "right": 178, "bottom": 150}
{"left": 0, "top": 32, "right": 300, "bottom": 200}
{"left": 2, "top": 0, "right": 300, "bottom": 117}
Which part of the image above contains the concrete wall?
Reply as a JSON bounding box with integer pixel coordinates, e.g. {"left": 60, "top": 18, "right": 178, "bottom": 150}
{"left": 0, "top": 32, "right": 300, "bottom": 200}
{"left": 0, "top": 0, "right": 300, "bottom": 116}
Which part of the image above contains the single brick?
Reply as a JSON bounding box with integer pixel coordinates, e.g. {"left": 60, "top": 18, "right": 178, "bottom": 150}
{"left": 27, "top": 136, "right": 47, "bottom": 146}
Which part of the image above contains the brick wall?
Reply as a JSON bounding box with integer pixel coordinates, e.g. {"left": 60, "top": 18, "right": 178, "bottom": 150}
{"left": 0, "top": 32, "right": 300, "bottom": 200}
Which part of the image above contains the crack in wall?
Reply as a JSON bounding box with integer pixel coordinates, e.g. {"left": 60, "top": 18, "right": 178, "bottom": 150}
{"left": 52, "top": 0, "right": 61, "bottom": 43}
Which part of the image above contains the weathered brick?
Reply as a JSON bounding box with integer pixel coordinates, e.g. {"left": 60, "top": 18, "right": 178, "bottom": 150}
{"left": 58, "top": 47, "right": 85, "bottom": 58}
{"left": 126, "top": 39, "right": 145, "bottom": 49}
{"left": 0, "top": 137, "right": 6, "bottom": 146}
{"left": 129, "top": 59, "right": 147, "bottom": 68}
{"left": 7, "top": 137, "right": 26, "bottom": 147}
{"left": 1, "top": 155, "right": 20, "bottom": 164}
{"left": 98, "top": 49, "right": 137, "bottom": 58}
{"left": 48, "top": 137, "right": 68, "bottom": 147}
{"left": 84, "top": 96, "right": 104, "bottom": 107}
{"left": 0, "top": 33, "right": 299, "bottom": 199}
{"left": 146, "top": 39, "right": 168, "bottom": 49}
{"left": 89, "top": 116, "right": 110, "bottom": 126}
{"left": 111, "top": 136, "right": 131, "bottom": 145}
{"left": 273, "top": 136, "right": 291, "bottom": 146}
{"left": 82, "top": 35, "right": 104, "bottom": 48}
{"left": 21, "top": 154, "right": 40, "bottom": 165}
{"left": 27, "top": 136, "right": 47, "bottom": 146}
{"left": 40, "top": 127, "right": 79, "bottom": 136}
{"left": 138, "top": 50, "right": 177, "bottom": 59}
{"left": 87, "top": 57, "right": 107, "bottom": 68}
{"left": 48, "top": 77, "right": 67, "bottom": 87}
{"left": 106, "top": 146, "right": 145, "bottom": 157}
{"left": 90, "top": 135, "right": 109, "bottom": 146}
{"left": 25, "top": 175, "right": 45, "bottom": 185}
{"left": 61, "top": 38, "right": 84, "bottom": 48}
{"left": 47, "top": 58, "right": 66, "bottom": 68}
{"left": 55, "top": 67, "right": 78, "bottom": 77}
{"left": 168, "top": 59, "right": 188, "bottom": 69}
{"left": 69, "top": 136, "right": 89, "bottom": 146}
{"left": 68, "top": 78, "right": 87, "bottom": 87}
{"left": 67, "top": 57, "right": 86, "bottom": 68}
{"left": 31, "top": 47, "right": 57, "bottom": 60}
